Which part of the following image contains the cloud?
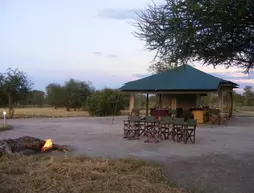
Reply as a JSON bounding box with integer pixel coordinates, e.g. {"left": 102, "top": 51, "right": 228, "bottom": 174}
{"left": 210, "top": 71, "right": 254, "bottom": 81}
{"left": 233, "top": 79, "right": 254, "bottom": 84}
{"left": 97, "top": 8, "right": 139, "bottom": 20}
{"left": 132, "top": 73, "right": 150, "bottom": 78}
{"left": 234, "top": 87, "right": 244, "bottom": 94}
{"left": 230, "top": 72, "right": 246, "bottom": 78}
{"left": 108, "top": 54, "right": 118, "bottom": 58}
{"left": 93, "top": 52, "right": 102, "bottom": 55}
{"left": 129, "top": 73, "right": 149, "bottom": 81}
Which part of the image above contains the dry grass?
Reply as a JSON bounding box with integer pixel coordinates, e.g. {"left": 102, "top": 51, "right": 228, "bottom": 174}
{"left": 0, "top": 108, "right": 90, "bottom": 118}
{"left": 0, "top": 155, "right": 182, "bottom": 193}
{"left": 0, "top": 124, "right": 12, "bottom": 132}
{"left": 0, "top": 107, "right": 145, "bottom": 118}
{"left": 233, "top": 106, "right": 254, "bottom": 117}
{"left": 121, "top": 109, "right": 147, "bottom": 115}
{"left": 1, "top": 106, "right": 252, "bottom": 119}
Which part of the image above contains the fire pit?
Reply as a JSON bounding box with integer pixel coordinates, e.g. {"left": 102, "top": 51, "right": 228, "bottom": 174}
{"left": 41, "top": 139, "right": 53, "bottom": 152}
{"left": 0, "top": 136, "right": 68, "bottom": 155}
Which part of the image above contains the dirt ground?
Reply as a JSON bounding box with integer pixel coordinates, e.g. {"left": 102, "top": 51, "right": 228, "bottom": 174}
{"left": 1, "top": 116, "right": 254, "bottom": 193}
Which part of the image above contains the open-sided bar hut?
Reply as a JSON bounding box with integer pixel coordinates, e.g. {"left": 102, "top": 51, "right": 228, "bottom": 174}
{"left": 119, "top": 65, "right": 238, "bottom": 123}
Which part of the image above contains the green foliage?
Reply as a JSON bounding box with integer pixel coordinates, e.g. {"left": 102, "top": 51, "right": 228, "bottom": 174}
{"left": 0, "top": 68, "right": 33, "bottom": 118}
{"left": 0, "top": 74, "right": 8, "bottom": 107}
{"left": 30, "top": 90, "right": 45, "bottom": 107}
{"left": 46, "top": 79, "right": 94, "bottom": 110}
{"left": 64, "top": 79, "right": 95, "bottom": 111}
{"left": 46, "top": 83, "right": 67, "bottom": 108}
{"left": 135, "top": 0, "right": 254, "bottom": 72}
{"left": 243, "top": 86, "right": 254, "bottom": 106}
{"left": 135, "top": 94, "right": 147, "bottom": 109}
{"left": 200, "top": 89, "right": 252, "bottom": 108}
{"left": 149, "top": 57, "right": 178, "bottom": 74}
{"left": 134, "top": 94, "right": 157, "bottom": 109}
{"left": 18, "top": 90, "right": 45, "bottom": 107}
{"left": 200, "top": 93, "right": 218, "bottom": 108}
{"left": 232, "top": 90, "right": 244, "bottom": 105}
{"left": 87, "top": 88, "right": 128, "bottom": 116}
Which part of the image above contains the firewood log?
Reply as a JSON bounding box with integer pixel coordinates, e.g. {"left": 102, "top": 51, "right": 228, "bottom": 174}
{"left": 0, "top": 136, "right": 68, "bottom": 155}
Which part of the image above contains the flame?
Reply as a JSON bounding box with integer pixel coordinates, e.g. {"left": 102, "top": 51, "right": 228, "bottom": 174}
{"left": 41, "top": 139, "right": 53, "bottom": 152}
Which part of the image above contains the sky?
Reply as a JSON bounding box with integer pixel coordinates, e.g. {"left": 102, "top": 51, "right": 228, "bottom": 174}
{"left": 1, "top": 0, "right": 254, "bottom": 93}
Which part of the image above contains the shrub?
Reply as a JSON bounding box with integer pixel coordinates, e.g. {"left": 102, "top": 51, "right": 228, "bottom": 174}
{"left": 87, "top": 89, "right": 128, "bottom": 116}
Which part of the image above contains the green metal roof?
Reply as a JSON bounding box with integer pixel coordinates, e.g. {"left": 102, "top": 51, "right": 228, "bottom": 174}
{"left": 119, "top": 65, "right": 238, "bottom": 92}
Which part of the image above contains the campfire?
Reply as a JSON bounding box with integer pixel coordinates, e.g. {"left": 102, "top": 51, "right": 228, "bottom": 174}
{"left": 0, "top": 136, "right": 68, "bottom": 155}
{"left": 41, "top": 139, "right": 53, "bottom": 152}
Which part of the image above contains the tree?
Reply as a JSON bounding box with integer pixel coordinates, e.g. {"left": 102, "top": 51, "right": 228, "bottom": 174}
{"left": 148, "top": 57, "right": 176, "bottom": 73}
{"left": 31, "top": 90, "right": 45, "bottom": 107}
{"left": 0, "top": 68, "right": 33, "bottom": 118}
{"left": 64, "top": 79, "right": 94, "bottom": 111}
{"left": 0, "top": 74, "right": 8, "bottom": 107}
{"left": 232, "top": 90, "right": 244, "bottom": 105}
{"left": 135, "top": 0, "right": 254, "bottom": 73}
{"left": 46, "top": 83, "right": 68, "bottom": 108}
{"left": 87, "top": 88, "right": 128, "bottom": 116}
{"left": 46, "top": 79, "right": 94, "bottom": 111}
{"left": 243, "top": 86, "right": 254, "bottom": 106}
{"left": 134, "top": 94, "right": 146, "bottom": 109}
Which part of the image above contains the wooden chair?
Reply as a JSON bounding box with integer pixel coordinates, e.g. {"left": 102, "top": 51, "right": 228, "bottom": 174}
{"left": 172, "top": 118, "right": 185, "bottom": 142}
{"left": 123, "top": 116, "right": 142, "bottom": 139}
{"left": 144, "top": 116, "right": 160, "bottom": 143}
{"left": 184, "top": 119, "right": 197, "bottom": 144}
{"left": 168, "top": 110, "right": 177, "bottom": 118}
{"left": 158, "top": 116, "right": 173, "bottom": 140}
{"left": 220, "top": 112, "right": 230, "bottom": 126}
{"left": 123, "top": 109, "right": 141, "bottom": 130}
{"left": 209, "top": 109, "right": 221, "bottom": 127}
{"left": 128, "top": 109, "right": 140, "bottom": 119}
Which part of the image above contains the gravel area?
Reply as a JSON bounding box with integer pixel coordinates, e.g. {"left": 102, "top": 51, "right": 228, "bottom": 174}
{"left": 0, "top": 116, "right": 254, "bottom": 193}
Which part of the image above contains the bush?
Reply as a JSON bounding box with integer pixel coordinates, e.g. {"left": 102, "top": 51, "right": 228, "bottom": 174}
{"left": 87, "top": 89, "right": 128, "bottom": 116}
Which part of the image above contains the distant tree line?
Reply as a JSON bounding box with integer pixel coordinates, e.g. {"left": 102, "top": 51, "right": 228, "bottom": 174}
{"left": 46, "top": 79, "right": 95, "bottom": 111}
{"left": 0, "top": 68, "right": 129, "bottom": 118}
{"left": 0, "top": 68, "right": 33, "bottom": 118}
{"left": 201, "top": 86, "right": 254, "bottom": 107}
{"left": 235, "top": 86, "right": 254, "bottom": 106}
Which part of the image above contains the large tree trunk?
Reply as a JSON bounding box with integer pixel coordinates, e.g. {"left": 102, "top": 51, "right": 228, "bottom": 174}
{"left": 8, "top": 94, "right": 12, "bottom": 118}
{"left": 7, "top": 94, "right": 15, "bottom": 119}
{"left": 0, "top": 136, "right": 68, "bottom": 155}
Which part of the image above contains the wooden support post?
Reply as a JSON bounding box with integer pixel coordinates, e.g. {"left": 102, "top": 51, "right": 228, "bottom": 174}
{"left": 229, "top": 91, "right": 233, "bottom": 117}
{"left": 196, "top": 94, "right": 201, "bottom": 106}
{"left": 159, "top": 94, "right": 162, "bottom": 108}
{"left": 217, "top": 89, "right": 223, "bottom": 112}
{"left": 129, "top": 93, "right": 135, "bottom": 112}
{"left": 172, "top": 97, "right": 177, "bottom": 110}
{"left": 146, "top": 93, "right": 149, "bottom": 116}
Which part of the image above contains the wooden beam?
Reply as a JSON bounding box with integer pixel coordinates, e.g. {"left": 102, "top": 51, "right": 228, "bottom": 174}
{"left": 229, "top": 91, "right": 233, "bottom": 117}
{"left": 129, "top": 93, "right": 135, "bottom": 112}
{"left": 159, "top": 94, "right": 162, "bottom": 108}
{"left": 217, "top": 89, "right": 223, "bottom": 112}
{"left": 119, "top": 91, "right": 215, "bottom": 94}
{"left": 196, "top": 94, "right": 201, "bottom": 106}
{"left": 146, "top": 93, "right": 149, "bottom": 116}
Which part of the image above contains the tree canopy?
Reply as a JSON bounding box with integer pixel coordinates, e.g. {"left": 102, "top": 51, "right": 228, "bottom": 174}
{"left": 135, "top": 0, "right": 254, "bottom": 73}
{"left": 243, "top": 85, "right": 254, "bottom": 106}
{"left": 87, "top": 88, "right": 128, "bottom": 116}
{"left": 0, "top": 68, "right": 33, "bottom": 118}
{"left": 46, "top": 79, "right": 94, "bottom": 111}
